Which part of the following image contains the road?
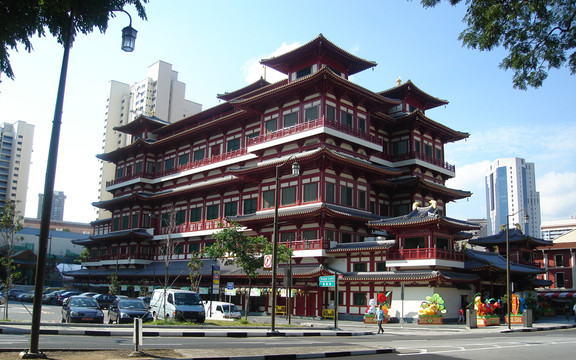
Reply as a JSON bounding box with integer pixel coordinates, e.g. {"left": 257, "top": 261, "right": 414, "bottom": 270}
{"left": 2, "top": 302, "right": 576, "bottom": 359}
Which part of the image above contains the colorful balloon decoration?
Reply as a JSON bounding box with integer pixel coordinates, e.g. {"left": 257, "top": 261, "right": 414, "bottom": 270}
{"left": 474, "top": 294, "right": 501, "bottom": 317}
{"left": 418, "top": 293, "right": 446, "bottom": 316}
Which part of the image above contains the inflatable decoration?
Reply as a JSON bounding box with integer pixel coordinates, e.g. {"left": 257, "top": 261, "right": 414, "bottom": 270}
{"left": 474, "top": 294, "right": 501, "bottom": 317}
{"left": 418, "top": 293, "right": 446, "bottom": 324}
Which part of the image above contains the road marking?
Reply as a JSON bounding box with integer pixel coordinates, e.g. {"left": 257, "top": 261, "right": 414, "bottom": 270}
{"left": 397, "top": 339, "right": 576, "bottom": 356}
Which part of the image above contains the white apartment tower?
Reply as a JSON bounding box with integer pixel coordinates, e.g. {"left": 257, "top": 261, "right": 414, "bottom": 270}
{"left": 0, "top": 121, "right": 34, "bottom": 216}
{"left": 97, "top": 61, "right": 202, "bottom": 219}
{"left": 485, "top": 157, "right": 541, "bottom": 237}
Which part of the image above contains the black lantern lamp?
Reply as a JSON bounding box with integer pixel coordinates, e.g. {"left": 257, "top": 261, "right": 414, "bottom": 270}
{"left": 121, "top": 11, "right": 137, "bottom": 52}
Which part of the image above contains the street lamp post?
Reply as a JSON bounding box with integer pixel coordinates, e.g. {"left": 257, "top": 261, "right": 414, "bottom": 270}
{"left": 270, "top": 157, "right": 299, "bottom": 333}
{"left": 505, "top": 210, "right": 529, "bottom": 330}
{"left": 21, "top": 11, "right": 137, "bottom": 359}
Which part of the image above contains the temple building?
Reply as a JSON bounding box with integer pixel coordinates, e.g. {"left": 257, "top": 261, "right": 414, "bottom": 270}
{"left": 67, "top": 35, "right": 545, "bottom": 320}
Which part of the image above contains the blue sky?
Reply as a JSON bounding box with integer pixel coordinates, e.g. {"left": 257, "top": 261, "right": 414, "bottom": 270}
{"left": 1, "top": 0, "right": 575, "bottom": 223}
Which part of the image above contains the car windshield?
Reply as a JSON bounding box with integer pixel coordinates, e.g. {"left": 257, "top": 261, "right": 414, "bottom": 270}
{"left": 174, "top": 293, "right": 202, "bottom": 305}
{"left": 118, "top": 300, "right": 147, "bottom": 310}
{"left": 69, "top": 298, "right": 99, "bottom": 308}
{"left": 221, "top": 305, "right": 239, "bottom": 312}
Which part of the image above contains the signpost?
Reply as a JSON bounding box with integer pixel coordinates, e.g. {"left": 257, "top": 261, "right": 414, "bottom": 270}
{"left": 319, "top": 275, "right": 339, "bottom": 329}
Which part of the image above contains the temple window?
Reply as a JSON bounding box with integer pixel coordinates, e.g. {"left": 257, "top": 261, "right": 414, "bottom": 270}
{"left": 392, "top": 140, "right": 408, "bottom": 155}
{"left": 227, "top": 138, "right": 240, "bottom": 152}
{"left": 341, "top": 233, "right": 352, "bottom": 243}
{"left": 326, "top": 105, "right": 336, "bottom": 121}
{"left": 392, "top": 204, "right": 410, "bottom": 216}
{"left": 376, "top": 262, "right": 386, "bottom": 271}
{"left": 303, "top": 183, "right": 318, "bottom": 202}
{"left": 174, "top": 244, "right": 184, "bottom": 254}
{"left": 436, "top": 237, "right": 449, "bottom": 250}
{"left": 414, "top": 140, "right": 421, "bottom": 153}
{"left": 358, "top": 117, "right": 366, "bottom": 133}
{"left": 224, "top": 201, "right": 238, "bottom": 217}
{"left": 353, "top": 263, "right": 367, "bottom": 272}
{"left": 189, "top": 243, "right": 200, "bottom": 253}
{"left": 283, "top": 112, "right": 298, "bottom": 128}
{"left": 425, "top": 144, "right": 433, "bottom": 157}
{"left": 404, "top": 237, "right": 425, "bottom": 249}
{"left": 131, "top": 213, "right": 138, "bottom": 228}
{"left": 304, "top": 105, "right": 318, "bottom": 122}
{"left": 262, "top": 190, "right": 275, "bottom": 209}
{"left": 206, "top": 205, "right": 219, "bottom": 220}
{"left": 164, "top": 158, "right": 174, "bottom": 171}
{"left": 281, "top": 232, "right": 295, "bottom": 242}
{"left": 178, "top": 154, "right": 189, "bottom": 166}
{"left": 341, "top": 111, "right": 353, "bottom": 128}
{"left": 302, "top": 230, "right": 316, "bottom": 241}
{"left": 353, "top": 292, "right": 366, "bottom": 306}
{"left": 116, "top": 167, "right": 123, "bottom": 179}
{"left": 325, "top": 182, "right": 335, "bottom": 203}
{"left": 265, "top": 118, "right": 278, "bottom": 133}
{"left": 243, "top": 198, "right": 257, "bottom": 214}
{"left": 556, "top": 272, "right": 565, "bottom": 288}
{"left": 554, "top": 254, "right": 563, "bottom": 267}
{"left": 175, "top": 210, "right": 186, "bottom": 225}
{"left": 193, "top": 149, "right": 204, "bottom": 161}
{"left": 436, "top": 147, "right": 442, "bottom": 160}
{"left": 121, "top": 215, "right": 129, "bottom": 229}
{"left": 341, "top": 186, "right": 353, "bottom": 206}
{"left": 135, "top": 161, "right": 142, "bottom": 174}
{"left": 296, "top": 66, "right": 312, "bottom": 79}
{"left": 358, "top": 190, "right": 366, "bottom": 209}
{"left": 146, "top": 161, "right": 154, "bottom": 174}
{"left": 325, "top": 230, "right": 334, "bottom": 242}
{"left": 281, "top": 186, "right": 297, "bottom": 205}
{"left": 190, "top": 208, "right": 202, "bottom": 222}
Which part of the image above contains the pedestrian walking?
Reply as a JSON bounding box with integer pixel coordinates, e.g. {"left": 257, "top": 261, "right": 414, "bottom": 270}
{"left": 564, "top": 304, "right": 570, "bottom": 321}
{"left": 376, "top": 305, "right": 385, "bottom": 334}
{"left": 458, "top": 307, "right": 465, "bottom": 324}
{"left": 573, "top": 303, "right": 576, "bottom": 323}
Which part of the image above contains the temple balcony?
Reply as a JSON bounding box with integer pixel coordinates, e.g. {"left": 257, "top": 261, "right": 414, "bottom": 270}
{"left": 247, "top": 116, "right": 383, "bottom": 151}
{"left": 155, "top": 219, "right": 231, "bottom": 236}
{"left": 83, "top": 252, "right": 154, "bottom": 267}
{"left": 386, "top": 247, "right": 465, "bottom": 269}
{"left": 106, "top": 147, "right": 249, "bottom": 188}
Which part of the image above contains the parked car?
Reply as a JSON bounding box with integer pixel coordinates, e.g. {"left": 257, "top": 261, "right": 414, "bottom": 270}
{"left": 108, "top": 298, "right": 152, "bottom": 324}
{"left": 79, "top": 292, "right": 99, "bottom": 297}
{"left": 137, "top": 296, "right": 150, "bottom": 306}
{"left": 61, "top": 296, "right": 104, "bottom": 323}
{"left": 43, "top": 289, "right": 67, "bottom": 304}
{"left": 93, "top": 294, "right": 117, "bottom": 309}
{"left": 55, "top": 290, "right": 82, "bottom": 305}
{"left": 17, "top": 291, "right": 35, "bottom": 302}
{"left": 0, "top": 294, "right": 5, "bottom": 304}
{"left": 205, "top": 301, "right": 242, "bottom": 320}
{"left": 7, "top": 289, "right": 25, "bottom": 300}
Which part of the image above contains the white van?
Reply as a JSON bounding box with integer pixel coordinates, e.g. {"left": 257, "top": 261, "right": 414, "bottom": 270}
{"left": 205, "top": 301, "right": 242, "bottom": 320}
{"left": 150, "top": 289, "right": 205, "bottom": 323}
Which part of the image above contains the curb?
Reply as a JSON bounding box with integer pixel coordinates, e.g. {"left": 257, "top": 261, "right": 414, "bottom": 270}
{"left": 501, "top": 323, "right": 576, "bottom": 333}
{"left": 0, "top": 327, "right": 373, "bottom": 337}
{"left": 177, "top": 348, "right": 396, "bottom": 360}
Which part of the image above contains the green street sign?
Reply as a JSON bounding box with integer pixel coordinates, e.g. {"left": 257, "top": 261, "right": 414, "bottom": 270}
{"left": 319, "top": 275, "right": 335, "bottom": 287}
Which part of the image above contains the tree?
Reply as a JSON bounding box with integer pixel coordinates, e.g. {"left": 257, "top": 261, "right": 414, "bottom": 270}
{"left": 0, "top": 200, "right": 23, "bottom": 320}
{"left": 0, "top": 0, "right": 148, "bottom": 80}
{"left": 204, "top": 222, "right": 292, "bottom": 320}
{"left": 421, "top": 0, "right": 576, "bottom": 89}
{"left": 187, "top": 251, "right": 204, "bottom": 293}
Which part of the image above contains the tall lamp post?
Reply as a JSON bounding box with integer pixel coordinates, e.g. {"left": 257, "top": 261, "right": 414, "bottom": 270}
{"left": 270, "top": 157, "right": 299, "bottom": 332}
{"left": 21, "top": 10, "right": 137, "bottom": 359}
{"left": 505, "top": 210, "right": 529, "bottom": 330}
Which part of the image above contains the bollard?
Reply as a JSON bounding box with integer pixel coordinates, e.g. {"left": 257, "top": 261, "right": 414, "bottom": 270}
{"left": 466, "top": 309, "right": 477, "bottom": 329}
{"left": 523, "top": 309, "right": 533, "bottom": 328}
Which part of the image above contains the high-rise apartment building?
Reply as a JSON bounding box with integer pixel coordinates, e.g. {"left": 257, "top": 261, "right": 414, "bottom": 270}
{"left": 0, "top": 121, "right": 34, "bottom": 216}
{"left": 485, "top": 157, "right": 541, "bottom": 237}
{"left": 97, "top": 61, "right": 202, "bottom": 219}
{"left": 37, "top": 191, "right": 66, "bottom": 221}
{"left": 541, "top": 219, "right": 576, "bottom": 241}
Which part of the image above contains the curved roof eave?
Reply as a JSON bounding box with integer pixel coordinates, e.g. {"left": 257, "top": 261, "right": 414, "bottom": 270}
{"left": 260, "top": 34, "right": 377, "bottom": 75}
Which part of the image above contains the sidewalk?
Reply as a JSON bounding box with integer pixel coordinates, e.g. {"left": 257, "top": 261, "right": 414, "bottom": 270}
{"left": 1, "top": 316, "right": 575, "bottom": 360}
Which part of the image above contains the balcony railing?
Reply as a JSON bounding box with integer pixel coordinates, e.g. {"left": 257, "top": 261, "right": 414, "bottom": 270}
{"left": 247, "top": 116, "right": 383, "bottom": 147}
{"left": 279, "top": 238, "right": 328, "bottom": 250}
{"left": 85, "top": 253, "right": 154, "bottom": 262}
{"left": 106, "top": 148, "right": 248, "bottom": 187}
{"left": 156, "top": 219, "right": 230, "bottom": 235}
{"left": 387, "top": 151, "right": 455, "bottom": 172}
{"left": 387, "top": 247, "right": 464, "bottom": 261}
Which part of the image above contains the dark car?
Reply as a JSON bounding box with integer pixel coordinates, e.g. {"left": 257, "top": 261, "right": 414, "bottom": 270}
{"left": 55, "top": 290, "right": 82, "bottom": 305}
{"left": 7, "top": 289, "right": 25, "bottom": 300}
{"left": 17, "top": 291, "right": 35, "bottom": 302}
{"left": 108, "top": 298, "right": 152, "bottom": 324}
{"left": 43, "top": 289, "right": 67, "bottom": 304}
{"left": 93, "top": 294, "right": 117, "bottom": 309}
{"left": 137, "top": 296, "right": 150, "bottom": 306}
{"left": 61, "top": 296, "right": 104, "bottom": 323}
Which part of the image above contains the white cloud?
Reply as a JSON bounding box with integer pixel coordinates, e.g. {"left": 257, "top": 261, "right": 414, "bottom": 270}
{"left": 538, "top": 171, "right": 576, "bottom": 220}
{"left": 243, "top": 42, "right": 301, "bottom": 84}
